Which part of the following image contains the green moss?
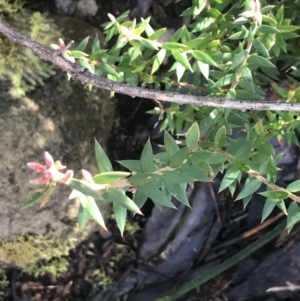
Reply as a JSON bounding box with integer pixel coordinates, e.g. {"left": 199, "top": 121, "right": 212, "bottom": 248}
{"left": 0, "top": 233, "right": 77, "bottom": 278}
{"left": 0, "top": 267, "right": 9, "bottom": 290}
{"left": 0, "top": 0, "right": 61, "bottom": 95}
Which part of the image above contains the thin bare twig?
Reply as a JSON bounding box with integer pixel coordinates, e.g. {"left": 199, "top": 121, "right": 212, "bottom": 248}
{"left": 1, "top": 19, "right": 300, "bottom": 112}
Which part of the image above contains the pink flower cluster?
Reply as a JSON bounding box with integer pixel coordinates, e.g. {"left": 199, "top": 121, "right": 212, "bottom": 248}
{"left": 27, "top": 152, "right": 73, "bottom": 185}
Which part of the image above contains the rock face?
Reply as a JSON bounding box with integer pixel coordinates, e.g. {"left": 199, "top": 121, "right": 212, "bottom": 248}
{"left": 0, "top": 17, "right": 114, "bottom": 265}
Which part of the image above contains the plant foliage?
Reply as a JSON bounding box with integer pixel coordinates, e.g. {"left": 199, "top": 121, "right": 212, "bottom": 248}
{"left": 25, "top": 0, "right": 300, "bottom": 235}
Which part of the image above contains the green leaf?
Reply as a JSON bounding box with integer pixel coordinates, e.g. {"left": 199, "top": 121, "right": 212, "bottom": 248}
{"left": 113, "top": 202, "right": 127, "bottom": 236}
{"left": 93, "top": 171, "right": 131, "bottom": 184}
{"left": 242, "top": 194, "right": 252, "bottom": 209}
{"left": 219, "top": 165, "right": 240, "bottom": 192}
{"left": 70, "top": 50, "right": 89, "bottom": 58}
{"left": 252, "top": 40, "right": 270, "bottom": 58}
{"left": 140, "top": 38, "right": 160, "bottom": 50}
{"left": 248, "top": 54, "right": 276, "bottom": 68}
{"left": 129, "top": 172, "right": 162, "bottom": 186}
{"left": 259, "top": 25, "right": 280, "bottom": 34}
{"left": 261, "top": 198, "right": 277, "bottom": 222}
{"left": 276, "top": 199, "right": 287, "bottom": 215}
{"left": 162, "top": 42, "right": 186, "bottom": 50}
{"left": 190, "top": 150, "right": 214, "bottom": 165}
{"left": 69, "top": 179, "right": 101, "bottom": 199}
{"left": 212, "top": 74, "right": 238, "bottom": 88}
{"left": 149, "top": 27, "right": 167, "bottom": 40}
{"left": 286, "top": 180, "right": 300, "bottom": 193}
{"left": 133, "top": 188, "right": 148, "bottom": 208}
{"left": 259, "top": 190, "right": 289, "bottom": 199}
{"left": 169, "top": 147, "right": 189, "bottom": 168}
{"left": 240, "top": 66, "right": 255, "bottom": 92}
{"left": 186, "top": 122, "right": 200, "bottom": 148}
{"left": 89, "top": 50, "right": 108, "bottom": 60}
{"left": 95, "top": 140, "right": 113, "bottom": 173}
{"left": 162, "top": 170, "right": 196, "bottom": 184}
{"left": 92, "top": 34, "right": 101, "bottom": 53}
{"left": 100, "top": 63, "right": 119, "bottom": 77}
{"left": 192, "top": 50, "right": 217, "bottom": 66}
{"left": 179, "top": 165, "right": 212, "bottom": 182}
{"left": 151, "top": 49, "right": 167, "bottom": 74}
{"left": 230, "top": 50, "right": 249, "bottom": 70}
{"left": 140, "top": 140, "right": 154, "bottom": 172}
{"left": 118, "top": 160, "right": 141, "bottom": 172}
{"left": 172, "top": 50, "right": 193, "bottom": 72}
{"left": 104, "top": 188, "right": 142, "bottom": 214}
{"left": 78, "top": 201, "right": 90, "bottom": 230}
{"left": 76, "top": 36, "right": 89, "bottom": 51}
{"left": 227, "top": 140, "right": 253, "bottom": 159}
{"left": 81, "top": 195, "right": 106, "bottom": 230}
{"left": 164, "top": 132, "right": 180, "bottom": 157}
{"left": 287, "top": 202, "right": 299, "bottom": 233}
{"left": 22, "top": 187, "right": 50, "bottom": 209}
{"left": 207, "top": 153, "right": 227, "bottom": 164}
{"left": 175, "top": 61, "right": 186, "bottom": 82}
{"left": 236, "top": 178, "right": 262, "bottom": 200}
{"left": 287, "top": 207, "right": 300, "bottom": 233}
{"left": 165, "top": 183, "right": 189, "bottom": 206}
{"left": 214, "top": 125, "right": 226, "bottom": 149}
{"left": 140, "top": 182, "right": 175, "bottom": 208}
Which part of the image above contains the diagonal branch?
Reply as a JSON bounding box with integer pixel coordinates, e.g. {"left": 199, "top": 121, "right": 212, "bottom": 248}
{"left": 0, "top": 18, "right": 300, "bottom": 112}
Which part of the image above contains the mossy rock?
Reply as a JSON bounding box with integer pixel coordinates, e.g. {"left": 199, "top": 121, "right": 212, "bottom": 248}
{"left": 0, "top": 17, "right": 115, "bottom": 268}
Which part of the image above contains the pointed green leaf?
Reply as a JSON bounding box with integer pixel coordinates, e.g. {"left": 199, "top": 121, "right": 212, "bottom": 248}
{"left": 93, "top": 172, "right": 131, "bottom": 184}
{"left": 186, "top": 122, "right": 200, "bottom": 148}
{"left": 92, "top": 34, "right": 101, "bottom": 53}
{"left": 236, "top": 178, "right": 262, "bottom": 200}
{"left": 179, "top": 165, "right": 212, "bottom": 182}
{"left": 242, "top": 194, "right": 252, "bottom": 209}
{"left": 95, "top": 140, "right": 113, "bottom": 173}
{"left": 129, "top": 172, "right": 162, "bottom": 186}
{"left": 253, "top": 40, "right": 270, "bottom": 58}
{"left": 169, "top": 147, "right": 189, "bottom": 168}
{"left": 118, "top": 160, "right": 141, "bottom": 172}
{"left": 230, "top": 50, "right": 249, "bottom": 70}
{"left": 140, "top": 182, "right": 175, "bottom": 208}
{"left": 22, "top": 187, "right": 50, "bottom": 209}
{"left": 261, "top": 198, "right": 277, "bottom": 222}
{"left": 276, "top": 199, "right": 287, "bottom": 215}
{"left": 172, "top": 50, "right": 193, "bottom": 72}
{"left": 164, "top": 132, "right": 180, "bottom": 157}
{"left": 215, "top": 125, "right": 226, "bottom": 149}
{"left": 100, "top": 63, "right": 119, "bottom": 77}
{"left": 165, "top": 183, "right": 189, "bottom": 206}
{"left": 212, "top": 73, "right": 238, "bottom": 88}
{"left": 78, "top": 201, "right": 91, "bottom": 230}
{"left": 162, "top": 170, "right": 195, "bottom": 184}
{"left": 149, "top": 27, "right": 167, "bottom": 40}
{"left": 227, "top": 140, "right": 253, "bottom": 159}
{"left": 76, "top": 36, "right": 89, "bottom": 51}
{"left": 192, "top": 50, "right": 217, "bottom": 66}
{"left": 287, "top": 202, "right": 299, "bottom": 233}
{"left": 140, "top": 140, "right": 154, "bottom": 172}
{"left": 286, "top": 180, "right": 300, "bottom": 193}
{"left": 113, "top": 202, "right": 127, "bottom": 236}
{"left": 190, "top": 150, "right": 214, "bottom": 165}
{"left": 259, "top": 190, "right": 289, "bottom": 199}
{"left": 240, "top": 66, "right": 255, "bottom": 92}
{"left": 69, "top": 178, "right": 101, "bottom": 199}
{"left": 85, "top": 196, "right": 106, "bottom": 229}
{"left": 248, "top": 54, "right": 276, "bottom": 68}
{"left": 219, "top": 165, "right": 240, "bottom": 192}
{"left": 133, "top": 188, "right": 148, "bottom": 208}
{"left": 104, "top": 188, "right": 142, "bottom": 214}
{"left": 140, "top": 38, "right": 160, "bottom": 50}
